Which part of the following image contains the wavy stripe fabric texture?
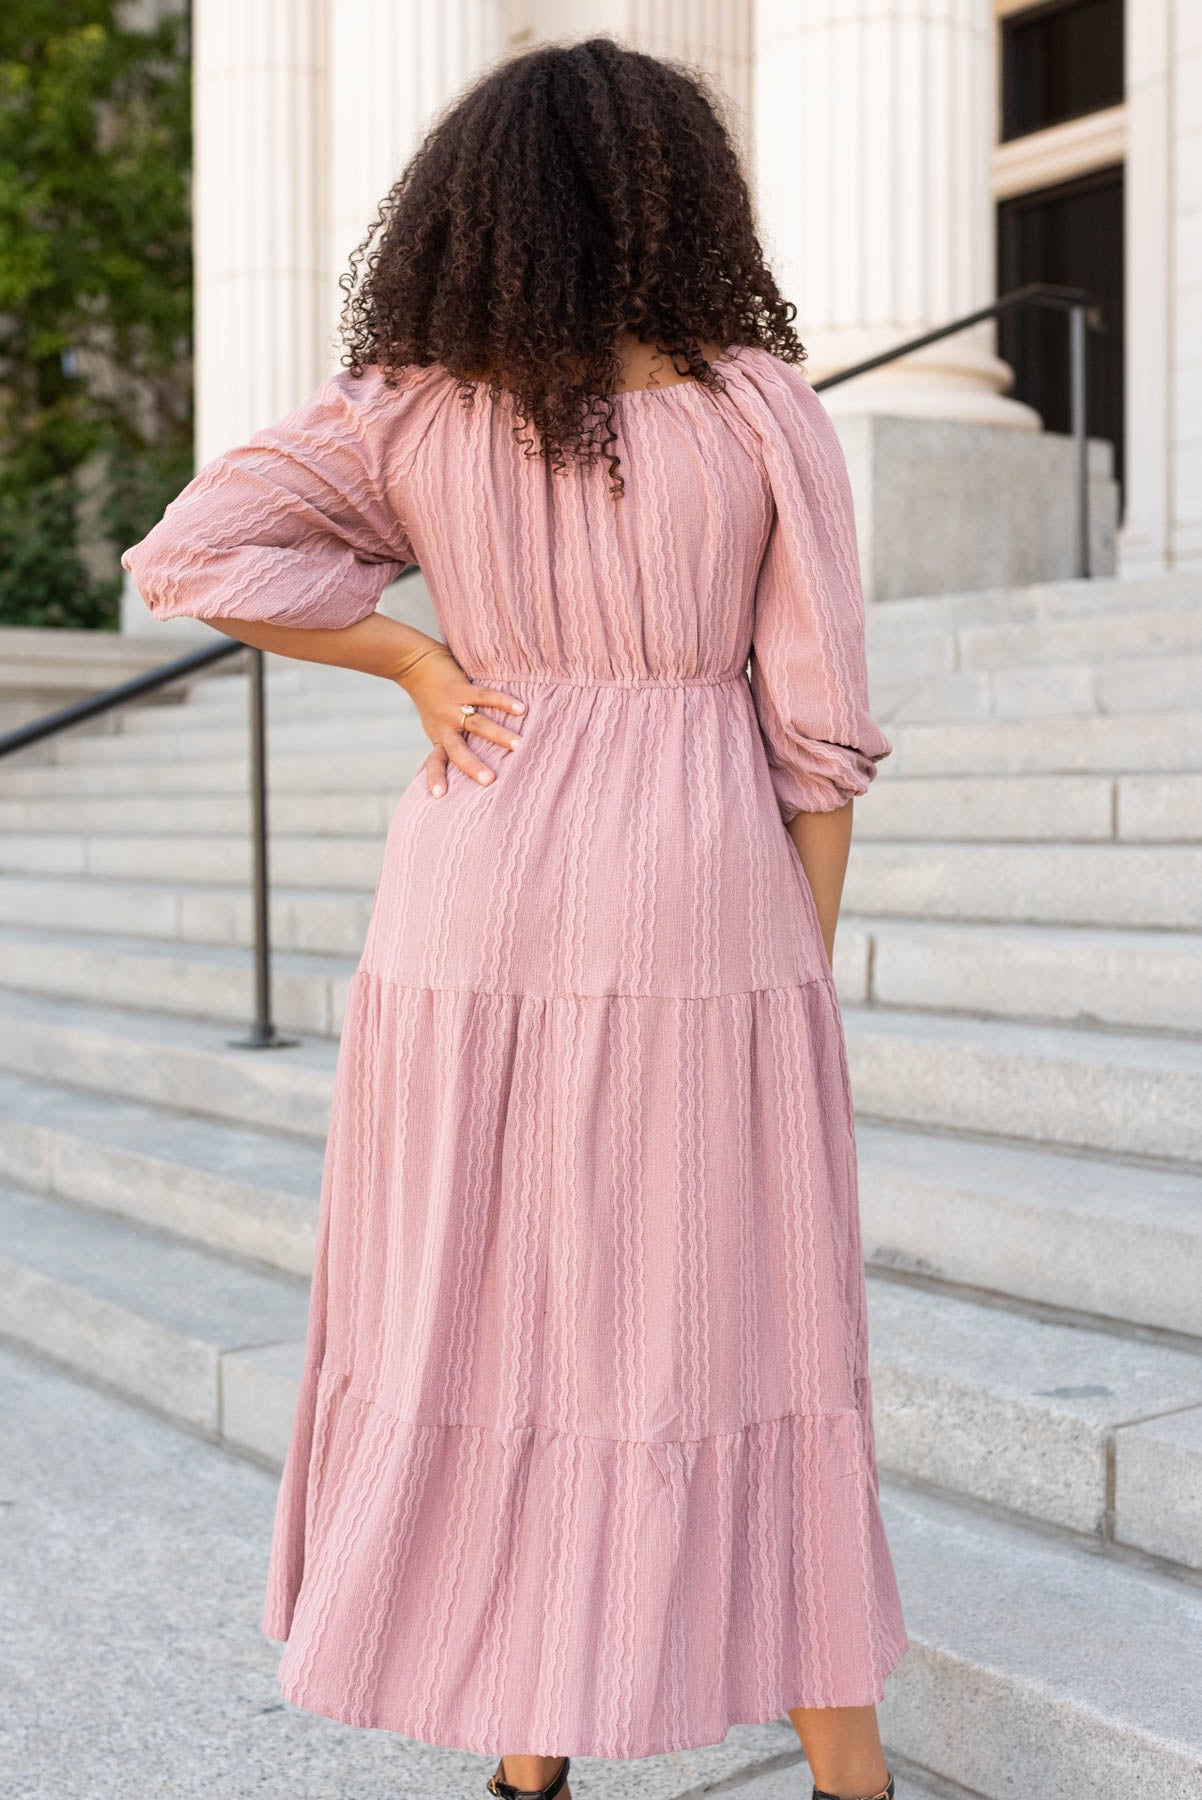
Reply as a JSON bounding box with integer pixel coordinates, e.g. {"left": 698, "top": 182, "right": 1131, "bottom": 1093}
{"left": 123, "top": 345, "right": 907, "bottom": 1759}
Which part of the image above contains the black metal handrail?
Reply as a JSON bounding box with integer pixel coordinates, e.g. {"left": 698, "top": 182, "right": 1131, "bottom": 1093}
{"left": 0, "top": 636, "right": 243, "bottom": 756}
{"left": 0, "top": 568, "right": 422, "bottom": 1050}
{"left": 811, "top": 281, "right": 1102, "bottom": 579}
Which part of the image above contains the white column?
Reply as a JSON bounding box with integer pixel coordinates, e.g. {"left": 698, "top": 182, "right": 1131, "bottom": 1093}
{"left": 1170, "top": 2, "right": 1202, "bottom": 570}
{"left": 754, "top": 0, "right": 1037, "bottom": 428}
{"left": 1122, "top": 0, "right": 1202, "bottom": 575}
{"left": 192, "top": 0, "right": 329, "bottom": 463}
{"left": 324, "top": 1, "right": 511, "bottom": 362}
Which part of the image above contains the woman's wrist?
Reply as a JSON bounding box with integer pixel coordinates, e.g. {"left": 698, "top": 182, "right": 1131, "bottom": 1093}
{"left": 390, "top": 636, "right": 453, "bottom": 692}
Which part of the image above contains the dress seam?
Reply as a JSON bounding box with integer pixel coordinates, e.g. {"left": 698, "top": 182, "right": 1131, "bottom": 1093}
{"left": 462, "top": 667, "right": 749, "bottom": 689}
{"left": 303, "top": 1365, "right": 871, "bottom": 1451}
{"left": 351, "top": 967, "right": 837, "bottom": 1004}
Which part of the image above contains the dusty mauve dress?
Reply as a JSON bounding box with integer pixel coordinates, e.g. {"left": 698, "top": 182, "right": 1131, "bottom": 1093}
{"left": 122, "top": 343, "right": 908, "bottom": 1760}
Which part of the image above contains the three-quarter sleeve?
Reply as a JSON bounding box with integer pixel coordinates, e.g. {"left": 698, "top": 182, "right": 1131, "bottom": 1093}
{"left": 736, "top": 350, "right": 891, "bottom": 820}
{"left": 121, "top": 367, "right": 418, "bottom": 629}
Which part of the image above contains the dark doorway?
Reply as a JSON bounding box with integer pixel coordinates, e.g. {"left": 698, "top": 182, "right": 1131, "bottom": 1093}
{"left": 1001, "top": 0, "right": 1124, "bottom": 141}
{"left": 997, "top": 165, "right": 1125, "bottom": 500}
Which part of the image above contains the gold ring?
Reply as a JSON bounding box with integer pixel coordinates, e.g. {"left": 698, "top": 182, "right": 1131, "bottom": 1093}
{"left": 459, "top": 702, "right": 477, "bottom": 730}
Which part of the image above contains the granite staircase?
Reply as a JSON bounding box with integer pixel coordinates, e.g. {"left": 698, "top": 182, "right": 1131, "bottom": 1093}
{"left": 1, "top": 572, "right": 1200, "bottom": 1798}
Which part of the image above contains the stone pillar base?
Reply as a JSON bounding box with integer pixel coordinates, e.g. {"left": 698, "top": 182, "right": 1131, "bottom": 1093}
{"left": 835, "top": 413, "right": 1119, "bottom": 604}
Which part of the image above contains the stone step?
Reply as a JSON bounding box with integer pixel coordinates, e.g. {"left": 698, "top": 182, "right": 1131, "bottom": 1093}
{"left": 0, "top": 745, "right": 413, "bottom": 799}
{"left": 0, "top": 711, "right": 1184, "bottom": 806}
{"left": 0, "top": 872, "right": 376, "bottom": 954}
{"left": 862, "top": 602, "right": 1202, "bottom": 680}
{"left": 0, "top": 1070, "right": 319, "bottom": 1276}
{"left": 5, "top": 710, "right": 1202, "bottom": 806}
{"left": 838, "top": 917, "right": 1202, "bottom": 1034}
{"left": 7, "top": 1038, "right": 1199, "bottom": 1331}
{"left": 870, "top": 651, "right": 1202, "bottom": 725}
{"left": 129, "top": 577, "right": 1192, "bottom": 718}
{"left": 0, "top": 829, "right": 385, "bottom": 888}
{"left": 1115, "top": 1408, "right": 1202, "bottom": 1573}
{"left": 5, "top": 769, "right": 1198, "bottom": 846}
{"left": 0, "top": 924, "right": 355, "bottom": 1038}
{"left": 942, "top": 604, "right": 1202, "bottom": 676}
{"left": 45, "top": 707, "right": 428, "bottom": 767}
{"left": 2, "top": 902, "right": 1197, "bottom": 1048}
{"left": 2, "top": 840, "right": 1200, "bottom": 933}
{"left": 0, "top": 1182, "right": 308, "bottom": 1450}
{"left": 864, "top": 570, "right": 1202, "bottom": 634}
{"left": 867, "top": 1277, "right": 1202, "bottom": 1551}
{"left": 3, "top": 1120, "right": 1197, "bottom": 1573}
{"left": 7, "top": 1049, "right": 1196, "bottom": 1350}
{"left": 877, "top": 1482, "right": 1202, "bottom": 1796}
{"left": 158, "top": 575, "right": 1191, "bottom": 722}
{"left": 7, "top": 842, "right": 1202, "bottom": 972}
{"left": 858, "top": 1122, "right": 1202, "bottom": 1339}
{"left": 861, "top": 773, "right": 1198, "bottom": 842}
{"left": 884, "top": 710, "right": 1202, "bottom": 777}
{"left": 844, "top": 841, "right": 1202, "bottom": 929}
{"left": 111, "top": 646, "right": 1202, "bottom": 739}
{"left": 4, "top": 774, "right": 1194, "bottom": 856}
{"left": 0, "top": 987, "right": 337, "bottom": 1139}
{"left": 1, "top": 973, "right": 1196, "bottom": 1172}
{"left": 844, "top": 1006, "right": 1202, "bottom": 1164}
{"left": 0, "top": 785, "right": 410, "bottom": 836}
{"left": 2, "top": 879, "right": 1199, "bottom": 1033}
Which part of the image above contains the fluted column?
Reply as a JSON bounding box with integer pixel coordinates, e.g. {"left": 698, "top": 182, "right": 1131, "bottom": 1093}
{"left": 753, "top": 0, "right": 1037, "bottom": 428}
{"left": 192, "top": 0, "right": 329, "bottom": 463}
{"left": 324, "top": 1, "right": 511, "bottom": 360}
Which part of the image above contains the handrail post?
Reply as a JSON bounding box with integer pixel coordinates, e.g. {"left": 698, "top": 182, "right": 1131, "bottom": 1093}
{"left": 1069, "top": 300, "right": 1090, "bottom": 580}
{"left": 230, "top": 648, "right": 297, "bottom": 1050}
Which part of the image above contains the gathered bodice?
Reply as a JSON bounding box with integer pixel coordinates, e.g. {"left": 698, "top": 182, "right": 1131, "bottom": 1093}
{"left": 401, "top": 363, "right": 774, "bottom": 691}
{"left": 122, "top": 342, "right": 892, "bottom": 999}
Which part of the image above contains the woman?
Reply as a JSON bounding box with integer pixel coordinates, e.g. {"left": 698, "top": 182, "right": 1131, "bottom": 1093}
{"left": 122, "top": 35, "right": 906, "bottom": 1800}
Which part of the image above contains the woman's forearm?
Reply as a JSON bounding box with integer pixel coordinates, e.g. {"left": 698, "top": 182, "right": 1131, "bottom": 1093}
{"left": 786, "top": 800, "right": 854, "bottom": 969}
{"left": 198, "top": 609, "right": 445, "bottom": 686}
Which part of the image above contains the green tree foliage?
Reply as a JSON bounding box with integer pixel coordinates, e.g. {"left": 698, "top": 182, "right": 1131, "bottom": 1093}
{"left": 0, "top": 2, "right": 191, "bottom": 627}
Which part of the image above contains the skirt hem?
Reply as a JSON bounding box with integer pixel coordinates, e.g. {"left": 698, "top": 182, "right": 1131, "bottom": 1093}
{"left": 261, "top": 1636, "right": 911, "bottom": 1761}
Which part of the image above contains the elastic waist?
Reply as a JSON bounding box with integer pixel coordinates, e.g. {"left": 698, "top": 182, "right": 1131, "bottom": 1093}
{"left": 465, "top": 667, "right": 748, "bottom": 690}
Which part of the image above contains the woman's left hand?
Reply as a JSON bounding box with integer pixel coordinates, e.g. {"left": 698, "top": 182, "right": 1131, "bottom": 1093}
{"left": 398, "top": 643, "right": 526, "bottom": 796}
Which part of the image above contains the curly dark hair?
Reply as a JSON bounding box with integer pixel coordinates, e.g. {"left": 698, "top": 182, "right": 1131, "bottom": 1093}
{"left": 338, "top": 34, "right": 805, "bottom": 495}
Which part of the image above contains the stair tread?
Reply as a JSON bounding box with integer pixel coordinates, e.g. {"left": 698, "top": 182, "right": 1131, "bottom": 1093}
{"left": 0, "top": 984, "right": 339, "bottom": 1069}
{"left": 868, "top": 1277, "right": 1202, "bottom": 1415}
{"left": 844, "top": 1004, "right": 1202, "bottom": 1072}
{"left": 1, "top": 933, "right": 1196, "bottom": 1064}
{"left": 858, "top": 1120, "right": 1202, "bottom": 1229}
{"left": 0, "top": 1182, "right": 308, "bottom": 1346}
{"left": 847, "top": 914, "right": 1202, "bottom": 953}
{"left": 866, "top": 1279, "right": 1202, "bottom": 1544}
{"left": 0, "top": 919, "right": 358, "bottom": 978}
{"left": 0, "top": 1068, "right": 323, "bottom": 1194}
{"left": 864, "top": 571, "right": 1202, "bottom": 629}
{"left": 879, "top": 1481, "right": 1202, "bottom": 1784}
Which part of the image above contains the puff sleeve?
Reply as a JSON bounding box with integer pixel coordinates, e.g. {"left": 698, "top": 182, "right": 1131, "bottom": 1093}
{"left": 739, "top": 351, "right": 891, "bottom": 819}
{"left": 121, "top": 368, "right": 417, "bottom": 628}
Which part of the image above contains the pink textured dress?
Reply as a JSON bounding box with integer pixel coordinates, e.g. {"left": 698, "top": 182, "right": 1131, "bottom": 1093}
{"left": 122, "top": 344, "right": 907, "bottom": 1760}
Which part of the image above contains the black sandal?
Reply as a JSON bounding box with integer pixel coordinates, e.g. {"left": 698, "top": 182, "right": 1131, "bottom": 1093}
{"left": 486, "top": 1755, "right": 570, "bottom": 1800}
{"left": 813, "top": 1776, "right": 893, "bottom": 1800}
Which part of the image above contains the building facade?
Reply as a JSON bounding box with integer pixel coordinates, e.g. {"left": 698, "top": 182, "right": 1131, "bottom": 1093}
{"left": 152, "top": 0, "right": 1197, "bottom": 622}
